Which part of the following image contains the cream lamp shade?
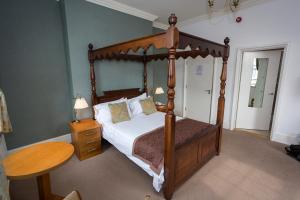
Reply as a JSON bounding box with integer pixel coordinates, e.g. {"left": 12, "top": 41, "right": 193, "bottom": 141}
{"left": 155, "top": 87, "right": 164, "bottom": 95}
{"left": 74, "top": 97, "right": 88, "bottom": 110}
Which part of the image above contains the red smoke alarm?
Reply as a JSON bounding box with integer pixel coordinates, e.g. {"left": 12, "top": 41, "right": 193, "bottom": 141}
{"left": 236, "top": 17, "right": 242, "bottom": 23}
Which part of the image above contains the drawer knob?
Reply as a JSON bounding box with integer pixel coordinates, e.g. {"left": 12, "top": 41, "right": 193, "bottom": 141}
{"left": 87, "top": 147, "right": 97, "bottom": 153}
{"left": 86, "top": 140, "right": 97, "bottom": 145}
{"left": 84, "top": 132, "right": 95, "bottom": 136}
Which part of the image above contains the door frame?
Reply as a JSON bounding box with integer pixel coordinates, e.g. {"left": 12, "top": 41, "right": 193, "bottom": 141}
{"left": 230, "top": 43, "right": 289, "bottom": 140}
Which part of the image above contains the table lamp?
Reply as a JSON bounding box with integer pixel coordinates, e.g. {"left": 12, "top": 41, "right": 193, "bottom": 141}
{"left": 155, "top": 87, "right": 164, "bottom": 105}
{"left": 155, "top": 87, "right": 164, "bottom": 95}
{"left": 74, "top": 97, "right": 88, "bottom": 122}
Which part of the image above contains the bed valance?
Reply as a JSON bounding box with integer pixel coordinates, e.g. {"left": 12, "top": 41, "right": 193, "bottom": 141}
{"left": 88, "top": 14, "right": 229, "bottom": 62}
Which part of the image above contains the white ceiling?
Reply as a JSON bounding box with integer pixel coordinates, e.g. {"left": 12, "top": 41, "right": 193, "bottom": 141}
{"left": 113, "top": 0, "right": 253, "bottom": 24}
{"left": 87, "top": 0, "right": 272, "bottom": 28}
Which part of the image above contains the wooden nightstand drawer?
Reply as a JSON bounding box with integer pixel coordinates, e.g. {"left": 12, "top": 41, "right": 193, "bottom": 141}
{"left": 78, "top": 138, "right": 100, "bottom": 150}
{"left": 80, "top": 144, "right": 101, "bottom": 159}
{"left": 78, "top": 129, "right": 100, "bottom": 141}
{"left": 69, "top": 119, "right": 102, "bottom": 161}
{"left": 80, "top": 141, "right": 101, "bottom": 155}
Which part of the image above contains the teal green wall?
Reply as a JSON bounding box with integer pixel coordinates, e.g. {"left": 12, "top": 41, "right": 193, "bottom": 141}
{"left": 152, "top": 59, "right": 168, "bottom": 104}
{"left": 0, "top": 0, "right": 154, "bottom": 149}
{"left": 62, "top": 0, "right": 153, "bottom": 118}
{"left": 151, "top": 28, "right": 168, "bottom": 104}
{"left": 0, "top": 0, "right": 73, "bottom": 149}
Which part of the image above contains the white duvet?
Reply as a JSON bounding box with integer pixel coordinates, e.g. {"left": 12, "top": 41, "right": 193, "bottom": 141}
{"left": 99, "top": 112, "right": 181, "bottom": 191}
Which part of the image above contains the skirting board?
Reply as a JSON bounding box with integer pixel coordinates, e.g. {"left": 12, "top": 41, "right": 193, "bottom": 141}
{"left": 271, "top": 133, "right": 300, "bottom": 145}
{"left": 8, "top": 133, "right": 72, "bottom": 154}
{"left": 7, "top": 131, "right": 299, "bottom": 153}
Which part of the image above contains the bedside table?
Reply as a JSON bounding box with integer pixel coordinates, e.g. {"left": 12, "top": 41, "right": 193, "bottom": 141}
{"left": 69, "top": 119, "right": 102, "bottom": 161}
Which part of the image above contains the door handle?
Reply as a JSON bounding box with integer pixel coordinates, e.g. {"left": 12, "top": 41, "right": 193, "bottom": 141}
{"left": 268, "top": 92, "right": 275, "bottom": 95}
{"left": 204, "top": 90, "right": 211, "bottom": 94}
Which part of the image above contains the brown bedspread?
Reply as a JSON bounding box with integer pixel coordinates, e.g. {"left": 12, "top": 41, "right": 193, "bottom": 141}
{"left": 132, "top": 118, "right": 218, "bottom": 174}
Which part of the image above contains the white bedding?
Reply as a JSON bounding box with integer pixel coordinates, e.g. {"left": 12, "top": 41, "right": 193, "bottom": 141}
{"left": 100, "top": 111, "right": 180, "bottom": 191}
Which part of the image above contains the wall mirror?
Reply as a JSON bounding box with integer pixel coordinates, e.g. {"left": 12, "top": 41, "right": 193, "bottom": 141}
{"left": 248, "top": 58, "right": 269, "bottom": 108}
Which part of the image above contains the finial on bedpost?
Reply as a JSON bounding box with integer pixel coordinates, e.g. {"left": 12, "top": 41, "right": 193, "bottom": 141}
{"left": 88, "top": 43, "right": 93, "bottom": 51}
{"left": 223, "top": 37, "right": 230, "bottom": 60}
{"left": 168, "top": 13, "right": 177, "bottom": 26}
{"left": 224, "top": 37, "right": 230, "bottom": 46}
{"left": 88, "top": 43, "right": 95, "bottom": 63}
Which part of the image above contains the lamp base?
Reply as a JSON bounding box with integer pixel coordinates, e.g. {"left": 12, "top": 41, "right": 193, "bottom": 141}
{"left": 73, "top": 110, "right": 80, "bottom": 123}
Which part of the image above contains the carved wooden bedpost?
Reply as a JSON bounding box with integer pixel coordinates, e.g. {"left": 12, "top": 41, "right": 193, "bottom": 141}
{"left": 143, "top": 51, "right": 148, "bottom": 94}
{"left": 88, "top": 43, "right": 97, "bottom": 107}
{"left": 216, "top": 37, "right": 230, "bottom": 155}
{"left": 164, "top": 14, "right": 179, "bottom": 200}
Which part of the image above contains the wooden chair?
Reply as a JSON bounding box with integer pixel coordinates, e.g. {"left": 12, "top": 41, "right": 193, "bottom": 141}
{"left": 63, "top": 191, "right": 82, "bottom": 200}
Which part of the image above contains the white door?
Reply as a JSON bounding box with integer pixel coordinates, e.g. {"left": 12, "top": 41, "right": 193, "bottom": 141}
{"left": 185, "top": 56, "right": 214, "bottom": 123}
{"left": 236, "top": 50, "right": 281, "bottom": 130}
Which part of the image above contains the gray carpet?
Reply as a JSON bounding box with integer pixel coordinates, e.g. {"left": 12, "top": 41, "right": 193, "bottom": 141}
{"left": 10, "top": 130, "right": 300, "bottom": 200}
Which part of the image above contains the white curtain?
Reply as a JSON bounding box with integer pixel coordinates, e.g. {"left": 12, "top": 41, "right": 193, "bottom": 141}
{"left": 0, "top": 89, "right": 12, "bottom": 133}
{"left": 0, "top": 88, "right": 11, "bottom": 200}
{"left": 0, "top": 135, "right": 10, "bottom": 200}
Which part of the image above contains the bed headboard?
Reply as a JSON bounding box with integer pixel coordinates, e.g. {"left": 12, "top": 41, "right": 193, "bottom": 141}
{"left": 95, "top": 88, "right": 142, "bottom": 105}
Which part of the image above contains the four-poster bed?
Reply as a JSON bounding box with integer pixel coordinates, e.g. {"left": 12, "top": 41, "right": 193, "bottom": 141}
{"left": 88, "top": 14, "right": 229, "bottom": 200}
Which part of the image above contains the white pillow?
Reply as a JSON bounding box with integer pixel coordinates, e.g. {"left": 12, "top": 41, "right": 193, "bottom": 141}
{"left": 124, "top": 99, "right": 133, "bottom": 119}
{"left": 94, "top": 98, "right": 125, "bottom": 124}
{"left": 129, "top": 100, "right": 143, "bottom": 116}
{"left": 128, "top": 93, "right": 147, "bottom": 103}
{"left": 128, "top": 93, "right": 147, "bottom": 117}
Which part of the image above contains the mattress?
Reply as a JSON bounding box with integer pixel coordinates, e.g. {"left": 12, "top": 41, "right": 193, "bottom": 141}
{"left": 99, "top": 112, "right": 181, "bottom": 192}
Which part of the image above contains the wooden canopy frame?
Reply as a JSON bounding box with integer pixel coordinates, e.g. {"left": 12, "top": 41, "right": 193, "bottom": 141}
{"left": 88, "top": 14, "right": 229, "bottom": 200}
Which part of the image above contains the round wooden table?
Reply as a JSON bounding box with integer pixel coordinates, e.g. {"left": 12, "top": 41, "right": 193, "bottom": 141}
{"left": 3, "top": 142, "right": 74, "bottom": 200}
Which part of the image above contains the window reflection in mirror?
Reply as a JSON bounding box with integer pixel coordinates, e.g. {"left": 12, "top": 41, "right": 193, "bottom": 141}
{"left": 248, "top": 58, "right": 269, "bottom": 108}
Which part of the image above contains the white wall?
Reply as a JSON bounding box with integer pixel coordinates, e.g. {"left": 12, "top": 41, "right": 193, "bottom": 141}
{"left": 179, "top": 0, "right": 300, "bottom": 144}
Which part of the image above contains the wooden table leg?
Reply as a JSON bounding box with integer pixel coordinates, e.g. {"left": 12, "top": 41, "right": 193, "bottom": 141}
{"left": 37, "top": 173, "right": 64, "bottom": 200}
